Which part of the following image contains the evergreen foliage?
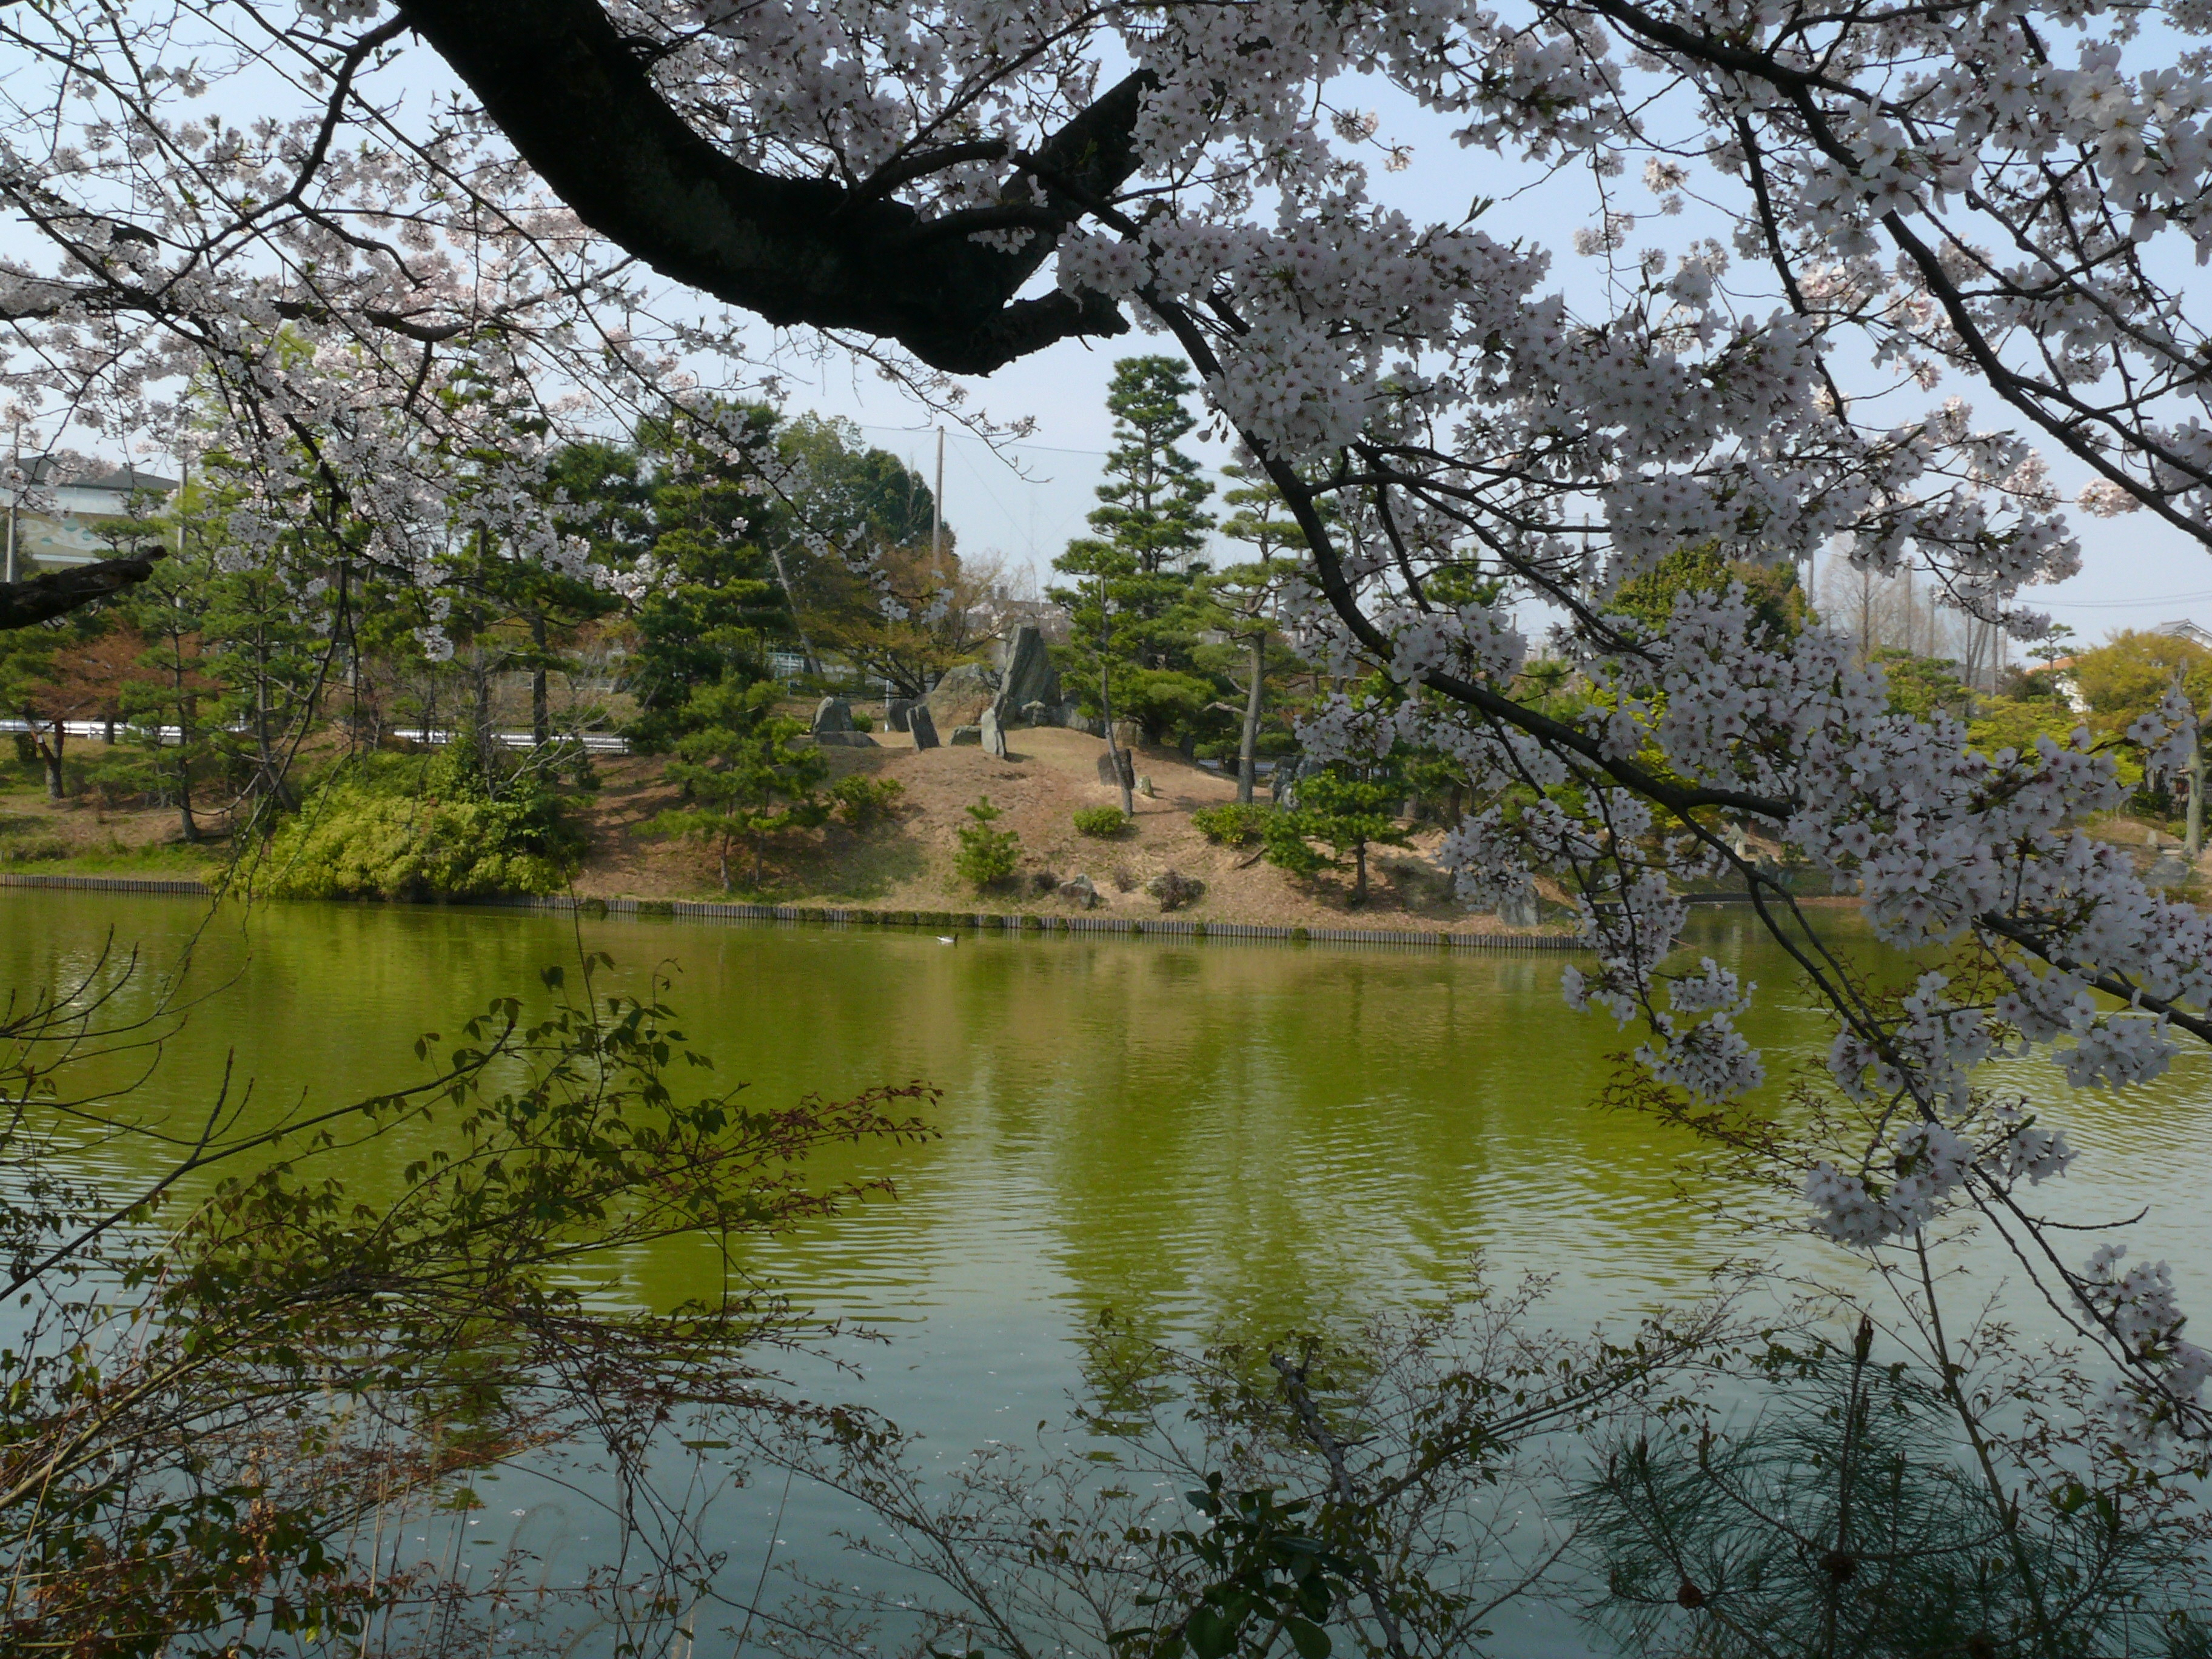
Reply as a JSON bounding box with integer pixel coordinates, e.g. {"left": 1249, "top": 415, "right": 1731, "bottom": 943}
{"left": 259, "top": 738, "right": 578, "bottom": 901}
{"left": 649, "top": 677, "right": 828, "bottom": 890}
{"left": 1191, "top": 802, "right": 1272, "bottom": 846}
{"left": 1072, "top": 805, "right": 1131, "bottom": 837}
{"left": 1265, "top": 765, "right": 1413, "bottom": 904}
{"left": 1051, "top": 357, "right": 1219, "bottom": 747}
{"left": 1610, "top": 544, "right": 1809, "bottom": 642}
{"left": 953, "top": 794, "right": 1021, "bottom": 890}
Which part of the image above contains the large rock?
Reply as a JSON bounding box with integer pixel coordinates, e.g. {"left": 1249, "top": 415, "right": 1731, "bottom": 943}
{"left": 991, "top": 625, "right": 1061, "bottom": 722}
{"left": 812, "top": 695, "right": 853, "bottom": 734}
{"left": 2146, "top": 853, "right": 2194, "bottom": 888}
{"left": 950, "top": 723, "right": 983, "bottom": 746}
{"left": 924, "top": 662, "right": 997, "bottom": 729}
{"left": 1057, "top": 873, "right": 1101, "bottom": 909}
{"left": 980, "top": 705, "right": 1009, "bottom": 758}
{"left": 1096, "top": 749, "right": 1134, "bottom": 789}
{"left": 1497, "top": 890, "right": 1541, "bottom": 929}
{"left": 812, "top": 731, "right": 877, "bottom": 748}
{"left": 907, "top": 703, "right": 941, "bottom": 750}
{"left": 886, "top": 697, "right": 916, "bottom": 732}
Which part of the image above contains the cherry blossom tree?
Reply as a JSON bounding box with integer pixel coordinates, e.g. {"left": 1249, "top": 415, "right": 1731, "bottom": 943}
{"left": 5, "top": 0, "right": 2212, "bottom": 1460}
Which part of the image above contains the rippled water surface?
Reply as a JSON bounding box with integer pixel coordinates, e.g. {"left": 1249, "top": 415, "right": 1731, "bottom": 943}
{"left": 8, "top": 888, "right": 2211, "bottom": 1651}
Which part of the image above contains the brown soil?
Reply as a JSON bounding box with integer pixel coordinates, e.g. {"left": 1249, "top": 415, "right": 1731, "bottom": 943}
{"left": 569, "top": 723, "right": 1543, "bottom": 933}
{"left": 17, "top": 727, "right": 2203, "bottom": 927}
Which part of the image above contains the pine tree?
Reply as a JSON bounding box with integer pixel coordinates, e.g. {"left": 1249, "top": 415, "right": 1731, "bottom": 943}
{"left": 1051, "top": 358, "right": 1218, "bottom": 806}
{"left": 1205, "top": 463, "right": 1307, "bottom": 805}
{"left": 650, "top": 677, "right": 827, "bottom": 890}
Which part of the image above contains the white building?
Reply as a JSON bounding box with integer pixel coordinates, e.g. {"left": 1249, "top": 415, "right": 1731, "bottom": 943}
{"left": 3, "top": 458, "right": 178, "bottom": 579}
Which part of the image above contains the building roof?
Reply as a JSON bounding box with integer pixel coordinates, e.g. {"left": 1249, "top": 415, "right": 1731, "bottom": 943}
{"left": 17, "top": 456, "right": 178, "bottom": 494}
{"left": 2159, "top": 618, "right": 2212, "bottom": 649}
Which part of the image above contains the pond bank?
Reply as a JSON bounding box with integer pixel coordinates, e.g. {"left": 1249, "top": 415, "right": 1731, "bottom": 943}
{"left": 0, "top": 868, "right": 1590, "bottom": 950}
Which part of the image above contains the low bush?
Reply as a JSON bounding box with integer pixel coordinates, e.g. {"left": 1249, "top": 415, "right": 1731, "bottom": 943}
{"left": 1191, "top": 802, "right": 1270, "bottom": 846}
{"left": 259, "top": 742, "right": 579, "bottom": 901}
{"left": 954, "top": 796, "right": 1021, "bottom": 891}
{"left": 1146, "top": 868, "right": 1204, "bottom": 911}
{"left": 1071, "top": 805, "right": 1130, "bottom": 838}
{"left": 829, "top": 773, "right": 905, "bottom": 829}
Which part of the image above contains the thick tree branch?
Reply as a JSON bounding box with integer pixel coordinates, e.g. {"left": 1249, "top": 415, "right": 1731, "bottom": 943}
{"left": 0, "top": 548, "right": 166, "bottom": 632}
{"left": 390, "top": 0, "right": 1149, "bottom": 372}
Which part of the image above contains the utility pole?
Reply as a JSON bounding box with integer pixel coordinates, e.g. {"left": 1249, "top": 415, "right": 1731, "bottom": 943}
{"left": 4, "top": 428, "right": 18, "bottom": 586}
{"left": 930, "top": 427, "right": 944, "bottom": 566}
{"left": 2188, "top": 727, "right": 2203, "bottom": 863}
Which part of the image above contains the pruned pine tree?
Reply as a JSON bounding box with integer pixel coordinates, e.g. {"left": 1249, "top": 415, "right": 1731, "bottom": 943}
{"left": 652, "top": 677, "right": 827, "bottom": 890}
{"left": 1052, "top": 357, "right": 1218, "bottom": 808}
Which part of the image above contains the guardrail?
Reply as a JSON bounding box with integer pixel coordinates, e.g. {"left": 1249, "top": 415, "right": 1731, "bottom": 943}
{"left": 1, "top": 719, "right": 628, "bottom": 755}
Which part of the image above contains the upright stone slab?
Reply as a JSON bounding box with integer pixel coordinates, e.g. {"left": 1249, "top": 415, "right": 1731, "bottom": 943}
{"left": 924, "top": 662, "right": 996, "bottom": 729}
{"left": 1096, "top": 749, "right": 1134, "bottom": 789}
{"left": 811, "top": 695, "right": 853, "bottom": 734}
{"left": 886, "top": 697, "right": 915, "bottom": 732}
{"left": 980, "top": 705, "right": 1008, "bottom": 758}
{"left": 1498, "top": 890, "right": 1541, "bottom": 929}
{"left": 993, "top": 625, "right": 1061, "bottom": 721}
{"left": 907, "top": 703, "right": 941, "bottom": 750}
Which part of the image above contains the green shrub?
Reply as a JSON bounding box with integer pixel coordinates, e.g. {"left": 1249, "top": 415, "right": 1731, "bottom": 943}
{"left": 954, "top": 796, "right": 1021, "bottom": 890}
{"left": 850, "top": 711, "right": 874, "bottom": 733}
{"left": 1071, "top": 805, "right": 1130, "bottom": 838}
{"left": 260, "top": 742, "right": 578, "bottom": 901}
{"left": 0, "top": 834, "right": 68, "bottom": 863}
{"left": 830, "top": 773, "right": 906, "bottom": 829}
{"left": 1191, "top": 802, "right": 1270, "bottom": 846}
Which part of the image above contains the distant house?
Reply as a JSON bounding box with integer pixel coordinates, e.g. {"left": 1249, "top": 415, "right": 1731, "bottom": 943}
{"left": 4, "top": 458, "right": 178, "bottom": 575}
{"left": 2031, "top": 655, "right": 2093, "bottom": 714}
{"left": 2159, "top": 618, "right": 2212, "bottom": 651}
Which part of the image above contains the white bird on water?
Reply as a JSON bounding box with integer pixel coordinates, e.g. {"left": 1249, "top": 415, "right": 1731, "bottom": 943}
{"left": 936, "top": 935, "right": 957, "bottom": 945}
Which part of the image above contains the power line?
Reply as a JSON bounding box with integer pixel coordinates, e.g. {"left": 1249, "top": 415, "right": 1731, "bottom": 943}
{"left": 2039, "top": 589, "right": 2212, "bottom": 610}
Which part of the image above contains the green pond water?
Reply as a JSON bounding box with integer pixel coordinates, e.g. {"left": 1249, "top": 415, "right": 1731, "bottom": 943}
{"left": 6, "top": 888, "right": 2211, "bottom": 1652}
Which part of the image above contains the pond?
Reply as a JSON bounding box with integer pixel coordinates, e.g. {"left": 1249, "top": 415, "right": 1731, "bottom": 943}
{"left": 7, "top": 888, "right": 2211, "bottom": 1652}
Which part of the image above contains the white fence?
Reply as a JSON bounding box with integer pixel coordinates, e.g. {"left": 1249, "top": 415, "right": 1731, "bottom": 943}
{"left": 1, "top": 717, "right": 628, "bottom": 755}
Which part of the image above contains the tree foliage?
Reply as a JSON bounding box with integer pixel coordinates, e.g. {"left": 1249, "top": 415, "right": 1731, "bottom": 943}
{"left": 0, "top": 948, "right": 930, "bottom": 1654}
{"left": 651, "top": 676, "right": 829, "bottom": 890}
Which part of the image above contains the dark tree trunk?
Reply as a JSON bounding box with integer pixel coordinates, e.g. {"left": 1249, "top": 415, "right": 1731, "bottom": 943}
{"left": 1101, "top": 659, "right": 1133, "bottom": 817}
{"left": 37, "top": 720, "right": 63, "bottom": 800}
{"left": 392, "top": 0, "right": 1152, "bottom": 372}
{"left": 1237, "top": 629, "right": 1264, "bottom": 806}
{"left": 531, "top": 613, "right": 552, "bottom": 748}
{"left": 0, "top": 548, "right": 165, "bottom": 632}
{"left": 175, "top": 688, "right": 198, "bottom": 843}
{"left": 472, "top": 660, "right": 496, "bottom": 793}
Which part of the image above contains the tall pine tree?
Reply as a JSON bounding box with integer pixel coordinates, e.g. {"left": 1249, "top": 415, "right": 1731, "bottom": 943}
{"left": 1051, "top": 358, "right": 1217, "bottom": 796}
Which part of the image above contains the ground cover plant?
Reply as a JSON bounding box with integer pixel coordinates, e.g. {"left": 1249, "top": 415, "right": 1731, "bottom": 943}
{"left": 258, "top": 737, "right": 582, "bottom": 900}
